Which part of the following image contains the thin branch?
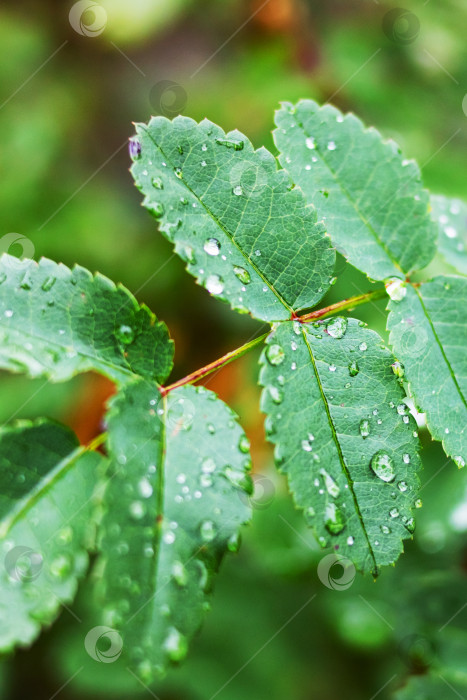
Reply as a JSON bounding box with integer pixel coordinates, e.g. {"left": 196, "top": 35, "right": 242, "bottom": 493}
{"left": 161, "top": 287, "right": 387, "bottom": 394}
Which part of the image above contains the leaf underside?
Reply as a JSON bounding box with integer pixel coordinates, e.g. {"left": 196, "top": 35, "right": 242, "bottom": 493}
{"left": 130, "top": 115, "right": 336, "bottom": 321}
{"left": 260, "top": 318, "right": 421, "bottom": 574}
{"left": 274, "top": 100, "right": 437, "bottom": 281}
{"left": 0, "top": 420, "right": 102, "bottom": 652}
{"left": 0, "top": 255, "right": 174, "bottom": 385}
{"left": 387, "top": 276, "right": 467, "bottom": 466}
{"left": 95, "top": 379, "right": 252, "bottom": 680}
{"left": 431, "top": 194, "right": 467, "bottom": 275}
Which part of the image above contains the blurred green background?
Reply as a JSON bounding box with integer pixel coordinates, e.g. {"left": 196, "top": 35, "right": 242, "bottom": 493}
{"left": 1, "top": 0, "right": 467, "bottom": 698}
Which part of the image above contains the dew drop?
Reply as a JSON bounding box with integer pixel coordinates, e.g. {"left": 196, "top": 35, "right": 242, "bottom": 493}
{"left": 233, "top": 265, "right": 251, "bottom": 284}
{"left": 137, "top": 478, "right": 153, "bottom": 499}
{"left": 150, "top": 202, "right": 164, "bottom": 219}
{"left": 386, "top": 278, "right": 407, "bottom": 302}
{"left": 397, "top": 481, "right": 408, "bottom": 492}
{"left": 389, "top": 507, "right": 399, "bottom": 518}
{"left": 206, "top": 274, "right": 224, "bottom": 295}
{"left": 268, "top": 386, "right": 283, "bottom": 404}
{"left": 41, "top": 276, "right": 56, "bottom": 292}
{"left": 380, "top": 525, "right": 391, "bottom": 534}
{"left": 415, "top": 498, "right": 423, "bottom": 508}
{"left": 203, "top": 238, "right": 220, "bottom": 256}
{"left": 233, "top": 185, "right": 243, "bottom": 196}
{"left": 359, "top": 419, "right": 370, "bottom": 438}
{"left": 403, "top": 453, "right": 411, "bottom": 464}
{"left": 174, "top": 167, "right": 183, "bottom": 179}
{"left": 215, "top": 137, "right": 244, "bottom": 151}
{"left": 404, "top": 517, "right": 416, "bottom": 534}
{"left": 319, "top": 468, "right": 340, "bottom": 498}
{"left": 454, "top": 455, "right": 465, "bottom": 468}
{"left": 324, "top": 502, "right": 346, "bottom": 534}
{"left": 370, "top": 451, "right": 396, "bottom": 482}
{"left": 116, "top": 324, "right": 135, "bottom": 345}
{"left": 359, "top": 342, "right": 367, "bottom": 352}
{"left": 306, "top": 137, "right": 316, "bottom": 149}
{"left": 329, "top": 364, "right": 337, "bottom": 372}
{"left": 129, "top": 501, "right": 145, "bottom": 520}
{"left": 266, "top": 343, "right": 285, "bottom": 366}
{"left": 349, "top": 360, "right": 359, "bottom": 377}
{"left": 152, "top": 176, "right": 163, "bottom": 189}
{"left": 164, "top": 627, "right": 188, "bottom": 662}
{"left": 171, "top": 561, "right": 187, "bottom": 587}
{"left": 238, "top": 435, "right": 251, "bottom": 453}
{"left": 201, "top": 457, "right": 216, "bottom": 474}
{"left": 326, "top": 316, "right": 347, "bottom": 339}
{"left": 327, "top": 140, "right": 337, "bottom": 151}
{"left": 200, "top": 520, "right": 216, "bottom": 542}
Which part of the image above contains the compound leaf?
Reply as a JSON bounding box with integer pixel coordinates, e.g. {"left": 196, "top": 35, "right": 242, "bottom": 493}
{"left": 274, "top": 100, "right": 437, "bottom": 281}
{"left": 130, "top": 115, "right": 335, "bottom": 322}
{"left": 387, "top": 276, "right": 467, "bottom": 466}
{"left": 431, "top": 194, "right": 467, "bottom": 275}
{"left": 259, "top": 318, "right": 421, "bottom": 574}
{"left": 95, "top": 378, "right": 252, "bottom": 680}
{"left": 0, "top": 419, "right": 103, "bottom": 652}
{"left": 0, "top": 255, "right": 173, "bottom": 384}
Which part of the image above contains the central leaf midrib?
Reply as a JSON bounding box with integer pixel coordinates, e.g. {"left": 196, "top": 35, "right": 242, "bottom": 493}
{"left": 301, "top": 327, "right": 378, "bottom": 570}
{"left": 290, "top": 114, "right": 403, "bottom": 276}
{"left": 143, "top": 127, "right": 293, "bottom": 315}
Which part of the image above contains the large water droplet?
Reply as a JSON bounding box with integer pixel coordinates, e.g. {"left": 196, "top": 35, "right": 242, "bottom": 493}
{"left": 359, "top": 419, "right": 370, "bottom": 438}
{"left": 326, "top": 316, "right": 347, "bottom": 339}
{"left": 306, "top": 137, "right": 316, "bottom": 149}
{"left": 203, "top": 238, "right": 220, "bottom": 256}
{"left": 227, "top": 532, "right": 241, "bottom": 552}
{"left": 129, "top": 501, "right": 145, "bottom": 520}
{"left": 200, "top": 520, "right": 216, "bottom": 542}
{"left": 453, "top": 455, "right": 466, "bottom": 469}
{"left": 201, "top": 457, "right": 216, "bottom": 474}
{"left": 233, "top": 265, "right": 251, "bottom": 284}
{"left": 386, "top": 278, "right": 407, "bottom": 302}
{"left": 223, "top": 466, "right": 253, "bottom": 494}
{"left": 232, "top": 185, "right": 243, "bottom": 196}
{"left": 404, "top": 517, "right": 415, "bottom": 534}
{"left": 324, "top": 502, "right": 345, "bottom": 534}
{"left": 138, "top": 477, "right": 153, "bottom": 499}
{"left": 370, "top": 451, "right": 396, "bottom": 482}
{"left": 319, "top": 468, "right": 340, "bottom": 498}
{"left": 164, "top": 627, "right": 188, "bottom": 662}
{"left": 389, "top": 507, "right": 399, "bottom": 518}
{"left": 266, "top": 343, "right": 285, "bottom": 366}
{"left": 171, "top": 561, "right": 187, "bottom": 587}
{"left": 268, "top": 386, "right": 283, "bottom": 404}
{"left": 206, "top": 274, "right": 224, "bottom": 295}
{"left": 215, "top": 137, "right": 244, "bottom": 151}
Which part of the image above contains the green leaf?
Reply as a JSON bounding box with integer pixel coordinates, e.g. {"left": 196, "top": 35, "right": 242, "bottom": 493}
{"left": 0, "top": 255, "right": 173, "bottom": 384}
{"left": 259, "top": 318, "right": 421, "bottom": 574}
{"left": 274, "top": 100, "right": 437, "bottom": 281}
{"left": 387, "top": 276, "right": 467, "bottom": 467}
{"left": 130, "top": 115, "right": 336, "bottom": 321}
{"left": 95, "top": 378, "right": 252, "bottom": 680}
{"left": 431, "top": 194, "right": 467, "bottom": 274}
{"left": 0, "top": 419, "right": 103, "bottom": 652}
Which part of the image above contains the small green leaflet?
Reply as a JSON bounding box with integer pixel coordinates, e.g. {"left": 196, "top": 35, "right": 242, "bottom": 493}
{"left": 0, "top": 255, "right": 173, "bottom": 384}
{"left": 260, "top": 318, "right": 421, "bottom": 573}
{"left": 274, "top": 100, "right": 437, "bottom": 281}
{"left": 130, "top": 115, "right": 336, "bottom": 322}
{"left": 431, "top": 194, "right": 467, "bottom": 274}
{"left": 387, "top": 276, "right": 467, "bottom": 467}
{"left": 0, "top": 420, "right": 103, "bottom": 652}
{"left": 95, "top": 379, "right": 252, "bottom": 680}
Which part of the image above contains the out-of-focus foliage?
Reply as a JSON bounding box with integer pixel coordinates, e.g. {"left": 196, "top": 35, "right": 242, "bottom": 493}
{"left": 1, "top": 0, "right": 466, "bottom": 698}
